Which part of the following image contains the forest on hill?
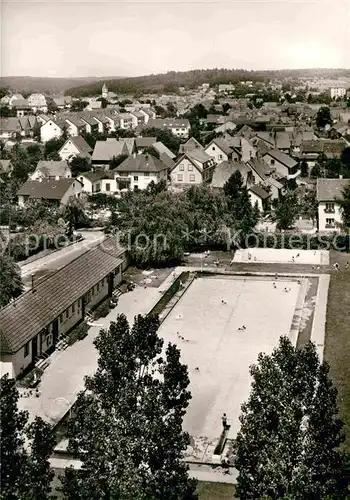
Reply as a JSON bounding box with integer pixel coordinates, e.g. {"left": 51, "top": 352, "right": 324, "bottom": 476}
{"left": 0, "top": 76, "right": 122, "bottom": 95}
{"left": 65, "top": 68, "right": 350, "bottom": 97}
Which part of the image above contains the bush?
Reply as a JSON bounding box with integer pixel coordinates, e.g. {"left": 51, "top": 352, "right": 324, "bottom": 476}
{"left": 67, "top": 321, "right": 89, "bottom": 346}
{"left": 93, "top": 300, "right": 111, "bottom": 319}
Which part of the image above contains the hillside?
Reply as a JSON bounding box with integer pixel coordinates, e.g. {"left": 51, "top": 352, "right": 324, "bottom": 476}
{"left": 65, "top": 68, "right": 350, "bottom": 97}
{"left": 0, "top": 76, "right": 123, "bottom": 95}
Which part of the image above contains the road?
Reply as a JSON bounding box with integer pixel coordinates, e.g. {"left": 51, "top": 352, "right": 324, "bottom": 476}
{"left": 20, "top": 230, "right": 105, "bottom": 286}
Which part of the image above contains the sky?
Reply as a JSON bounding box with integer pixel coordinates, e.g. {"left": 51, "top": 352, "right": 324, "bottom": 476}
{"left": 1, "top": 0, "right": 349, "bottom": 77}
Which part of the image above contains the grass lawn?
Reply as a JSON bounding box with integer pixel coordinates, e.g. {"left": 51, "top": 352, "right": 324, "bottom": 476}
{"left": 324, "top": 251, "right": 350, "bottom": 451}
{"left": 197, "top": 481, "right": 235, "bottom": 499}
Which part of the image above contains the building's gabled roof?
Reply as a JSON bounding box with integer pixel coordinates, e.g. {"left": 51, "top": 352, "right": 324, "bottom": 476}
{"left": 158, "top": 152, "right": 175, "bottom": 169}
{"left": 186, "top": 148, "right": 212, "bottom": 164}
{"left": 122, "top": 138, "right": 136, "bottom": 155}
{"left": 64, "top": 116, "right": 86, "bottom": 128}
{"left": 249, "top": 184, "right": 270, "bottom": 200}
{"left": 80, "top": 114, "right": 99, "bottom": 126}
{"left": 114, "top": 154, "right": 168, "bottom": 173}
{"left": 316, "top": 178, "right": 350, "bottom": 202}
{"left": 263, "top": 149, "right": 298, "bottom": 169}
{"left": 171, "top": 154, "right": 203, "bottom": 173}
{"left": 64, "top": 135, "right": 93, "bottom": 156}
{"left": 17, "top": 178, "right": 77, "bottom": 200}
{"left": 92, "top": 139, "right": 129, "bottom": 162}
{"left": 247, "top": 157, "right": 272, "bottom": 180}
{"left": 178, "top": 137, "right": 203, "bottom": 154}
{"left": 146, "top": 118, "right": 190, "bottom": 129}
{"left": 152, "top": 141, "right": 176, "bottom": 159}
{"left": 0, "top": 117, "right": 21, "bottom": 133}
{"left": 300, "top": 140, "right": 324, "bottom": 154}
{"left": 79, "top": 170, "right": 114, "bottom": 182}
{"left": 135, "top": 137, "right": 157, "bottom": 148}
{"left": 12, "top": 99, "right": 30, "bottom": 108}
{"left": 0, "top": 238, "right": 125, "bottom": 355}
{"left": 34, "top": 160, "right": 70, "bottom": 178}
{"left": 207, "top": 138, "right": 233, "bottom": 156}
{"left": 211, "top": 161, "right": 251, "bottom": 188}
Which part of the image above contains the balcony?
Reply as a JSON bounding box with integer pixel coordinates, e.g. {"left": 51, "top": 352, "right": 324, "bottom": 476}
{"left": 324, "top": 209, "right": 335, "bottom": 214}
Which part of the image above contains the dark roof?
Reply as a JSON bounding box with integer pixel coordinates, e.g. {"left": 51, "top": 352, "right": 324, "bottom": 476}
{"left": 92, "top": 139, "right": 129, "bottom": 162}
{"left": 79, "top": 170, "right": 114, "bottom": 182}
{"left": 152, "top": 141, "right": 176, "bottom": 159}
{"left": 0, "top": 117, "right": 21, "bottom": 133}
{"left": 316, "top": 178, "right": 350, "bottom": 202}
{"left": 17, "top": 178, "right": 76, "bottom": 200}
{"left": 178, "top": 137, "right": 203, "bottom": 154}
{"left": 135, "top": 137, "right": 157, "bottom": 148}
{"left": 114, "top": 154, "right": 168, "bottom": 173}
{"left": 209, "top": 138, "right": 233, "bottom": 156}
{"left": 211, "top": 161, "right": 251, "bottom": 188}
{"left": 249, "top": 184, "right": 270, "bottom": 199}
{"left": 301, "top": 139, "right": 346, "bottom": 156}
{"left": 0, "top": 238, "right": 125, "bottom": 354}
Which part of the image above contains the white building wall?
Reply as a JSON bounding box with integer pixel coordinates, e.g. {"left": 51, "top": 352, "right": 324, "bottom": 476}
{"left": 249, "top": 191, "right": 263, "bottom": 211}
{"left": 318, "top": 201, "right": 343, "bottom": 232}
{"left": 40, "top": 120, "right": 63, "bottom": 143}
{"left": 59, "top": 140, "right": 80, "bottom": 161}
{"left": 205, "top": 144, "right": 229, "bottom": 164}
{"left": 171, "top": 158, "right": 202, "bottom": 186}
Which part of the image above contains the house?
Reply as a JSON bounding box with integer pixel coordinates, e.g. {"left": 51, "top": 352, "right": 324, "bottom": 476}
{"left": 178, "top": 137, "right": 204, "bottom": 154}
{"left": 114, "top": 154, "right": 168, "bottom": 191}
{"left": 0, "top": 117, "right": 22, "bottom": 140}
{"left": 300, "top": 139, "right": 347, "bottom": 168}
{"left": 84, "top": 100, "right": 102, "bottom": 111}
{"left": 17, "top": 178, "right": 83, "bottom": 207}
{"left": 53, "top": 96, "right": 71, "bottom": 109}
{"left": 146, "top": 118, "right": 191, "bottom": 138}
{"left": 246, "top": 157, "right": 282, "bottom": 200}
{"left": 135, "top": 137, "right": 157, "bottom": 153}
{"left": 0, "top": 159, "right": 13, "bottom": 175}
{"left": 130, "top": 111, "right": 146, "bottom": 127}
{"left": 214, "top": 120, "right": 237, "bottom": 134}
{"left": 64, "top": 116, "right": 86, "bottom": 137}
{"left": 210, "top": 161, "right": 252, "bottom": 189}
{"left": 139, "top": 108, "right": 156, "bottom": 124}
{"left": 262, "top": 149, "right": 299, "bottom": 179}
{"left": 316, "top": 178, "right": 349, "bottom": 232}
{"left": 248, "top": 185, "right": 270, "bottom": 211}
{"left": 40, "top": 119, "right": 65, "bottom": 143}
{"left": 91, "top": 139, "right": 130, "bottom": 168}
{"left": 8, "top": 94, "right": 24, "bottom": 106}
{"left": 59, "top": 136, "right": 93, "bottom": 161}
{"left": 170, "top": 151, "right": 216, "bottom": 187}
{"left": 27, "top": 93, "right": 47, "bottom": 113}
{"left": 79, "top": 170, "right": 115, "bottom": 195}
{"left": 118, "top": 113, "right": 135, "bottom": 129}
{"left": 330, "top": 87, "right": 346, "bottom": 99}
{"left": 80, "top": 114, "right": 99, "bottom": 134}
{"left": 18, "top": 116, "right": 37, "bottom": 137}
{"left": 0, "top": 237, "right": 127, "bottom": 378}
{"left": 205, "top": 138, "right": 240, "bottom": 164}
{"left": 152, "top": 141, "right": 176, "bottom": 160}
{"left": 12, "top": 99, "right": 32, "bottom": 118}
{"left": 30, "top": 161, "right": 71, "bottom": 181}
{"left": 218, "top": 84, "right": 235, "bottom": 93}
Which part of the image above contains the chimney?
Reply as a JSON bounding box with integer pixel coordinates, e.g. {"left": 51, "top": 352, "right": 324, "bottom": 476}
{"left": 133, "top": 152, "right": 136, "bottom": 159}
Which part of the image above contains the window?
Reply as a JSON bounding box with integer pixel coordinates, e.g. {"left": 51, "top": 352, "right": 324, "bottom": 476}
{"left": 78, "top": 299, "right": 81, "bottom": 309}
{"left": 96, "top": 282, "right": 100, "bottom": 292}
{"left": 134, "top": 176, "right": 138, "bottom": 181}
{"left": 95, "top": 183, "right": 101, "bottom": 192}
{"left": 326, "top": 218, "right": 335, "bottom": 227}
{"left": 212, "top": 146, "right": 215, "bottom": 151}
{"left": 134, "top": 185, "right": 138, "bottom": 191}
{"left": 24, "top": 342, "right": 30, "bottom": 357}
{"left": 60, "top": 314, "right": 63, "bottom": 323}
{"left": 179, "top": 164, "right": 184, "bottom": 171}
{"left": 325, "top": 202, "right": 335, "bottom": 213}
{"left": 177, "top": 174, "right": 183, "bottom": 181}
{"left": 102, "top": 278, "right": 105, "bottom": 287}
{"left": 105, "top": 183, "right": 111, "bottom": 192}
{"left": 190, "top": 174, "right": 195, "bottom": 182}
{"left": 46, "top": 334, "right": 53, "bottom": 348}
{"left": 270, "top": 159, "right": 275, "bottom": 165}
{"left": 218, "top": 154, "right": 223, "bottom": 160}
{"left": 72, "top": 303, "right": 75, "bottom": 314}
{"left": 144, "top": 172, "right": 150, "bottom": 176}
{"left": 188, "top": 164, "right": 193, "bottom": 171}
{"left": 65, "top": 310, "right": 69, "bottom": 319}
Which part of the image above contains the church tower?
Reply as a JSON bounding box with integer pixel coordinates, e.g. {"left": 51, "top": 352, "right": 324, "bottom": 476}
{"left": 102, "top": 83, "right": 108, "bottom": 99}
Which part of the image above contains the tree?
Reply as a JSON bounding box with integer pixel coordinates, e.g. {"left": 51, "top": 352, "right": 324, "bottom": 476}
{"left": 70, "top": 100, "right": 89, "bottom": 112}
{"left": 142, "top": 147, "right": 160, "bottom": 159}
{"left": 69, "top": 155, "right": 91, "bottom": 176}
{"left": 0, "top": 374, "right": 55, "bottom": 499}
{"left": 300, "top": 158, "right": 308, "bottom": 177}
{"left": 339, "top": 184, "right": 350, "bottom": 229}
{"left": 142, "top": 127, "right": 181, "bottom": 155}
{"left": 234, "top": 337, "right": 348, "bottom": 499}
{"left": 109, "top": 154, "right": 129, "bottom": 169}
{"left": 97, "top": 97, "right": 109, "bottom": 108}
{"left": 44, "top": 137, "right": 66, "bottom": 160}
{"left": 0, "top": 254, "right": 24, "bottom": 307}
{"left": 273, "top": 189, "right": 299, "bottom": 230}
{"left": 316, "top": 106, "right": 332, "bottom": 129}
{"left": 223, "top": 171, "right": 258, "bottom": 237}
{"left": 62, "top": 314, "right": 196, "bottom": 500}
{"left": 340, "top": 147, "right": 350, "bottom": 172}
{"left": 63, "top": 195, "right": 89, "bottom": 236}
